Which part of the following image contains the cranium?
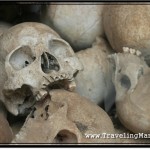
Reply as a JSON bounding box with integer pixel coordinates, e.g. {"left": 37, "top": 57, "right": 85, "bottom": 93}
{"left": 109, "top": 47, "right": 150, "bottom": 133}
{"left": 0, "top": 22, "right": 82, "bottom": 116}
{"left": 75, "top": 37, "right": 115, "bottom": 111}
{"left": 42, "top": 3, "right": 105, "bottom": 51}
{"left": 103, "top": 5, "right": 150, "bottom": 66}
{"left": 12, "top": 90, "right": 115, "bottom": 143}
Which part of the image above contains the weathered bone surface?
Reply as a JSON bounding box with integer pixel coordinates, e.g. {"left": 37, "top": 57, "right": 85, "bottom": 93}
{"left": 42, "top": 3, "right": 105, "bottom": 51}
{"left": 75, "top": 37, "right": 115, "bottom": 111}
{"left": 12, "top": 90, "right": 115, "bottom": 143}
{"left": 103, "top": 5, "right": 150, "bottom": 66}
{"left": 0, "top": 22, "right": 82, "bottom": 116}
{"left": 109, "top": 47, "right": 150, "bottom": 133}
{"left": 0, "top": 102, "right": 13, "bottom": 143}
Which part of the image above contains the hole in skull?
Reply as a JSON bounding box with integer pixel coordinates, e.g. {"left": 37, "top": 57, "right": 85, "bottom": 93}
{"left": 53, "top": 130, "right": 77, "bottom": 143}
{"left": 30, "top": 107, "right": 37, "bottom": 119}
{"left": 7, "top": 111, "right": 26, "bottom": 135}
{"left": 9, "top": 46, "right": 35, "bottom": 70}
{"left": 25, "top": 61, "right": 29, "bottom": 66}
{"left": 41, "top": 52, "right": 60, "bottom": 73}
{"left": 18, "top": 85, "right": 35, "bottom": 116}
{"left": 120, "top": 75, "right": 131, "bottom": 89}
{"left": 40, "top": 105, "right": 49, "bottom": 120}
{"left": 45, "top": 105, "right": 49, "bottom": 112}
{"left": 4, "top": 84, "right": 35, "bottom": 116}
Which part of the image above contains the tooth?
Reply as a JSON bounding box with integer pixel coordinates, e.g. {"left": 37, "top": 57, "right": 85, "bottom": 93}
{"left": 68, "top": 75, "right": 73, "bottom": 81}
{"left": 36, "top": 90, "right": 48, "bottom": 101}
{"left": 123, "top": 47, "right": 129, "bottom": 53}
{"left": 54, "top": 76, "right": 59, "bottom": 81}
{"left": 65, "top": 74, "right": 69, "bottom": 79}
{"left": 36, "top": 94, "right": 41, "bottom": 101}
{"left": 59, "top": 74, "right": 64, "bottom": 80}
{"left": 67, "top": 80, "right": 76, "bottom": 92}
{"left": 129, "top": 48, "right": 136, "bottom": 54}
{"left": 136, "top": 50, "right": 141, "bottom": 56}
{"left": 48, "top": 76, "right": 54, "bottom": 82}
{"left": 62, "top": 74, "right": 66, "bottom": 78}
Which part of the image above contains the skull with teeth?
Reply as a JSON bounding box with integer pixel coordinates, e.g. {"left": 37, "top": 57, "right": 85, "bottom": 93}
{"left": 109, "top": 47, "right": 150, "bottom": 133}
{"left": 0, "top": 22, "right": 83, "bottom": 116}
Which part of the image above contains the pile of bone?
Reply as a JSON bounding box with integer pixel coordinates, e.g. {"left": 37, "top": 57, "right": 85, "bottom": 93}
{"left": 0, "top": 3, "right": 150, "bottom": 144}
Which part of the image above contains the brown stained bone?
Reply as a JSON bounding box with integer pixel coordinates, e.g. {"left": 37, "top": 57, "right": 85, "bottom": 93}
{"left": 103, "top": 5, "right": 150, "bottom": 66}
{"left": 116, "top": 70, "right": 150, "bottom": 133}
{"left": 12, "top": 90, "right": 115, "bottom": 143}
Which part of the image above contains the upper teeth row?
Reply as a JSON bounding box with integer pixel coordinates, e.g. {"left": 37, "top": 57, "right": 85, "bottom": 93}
{"left": 123, "top": 47, "right": 142, "bottom": 56}
{"left": 48, "top": 73, "right": 73, "bottom": 82}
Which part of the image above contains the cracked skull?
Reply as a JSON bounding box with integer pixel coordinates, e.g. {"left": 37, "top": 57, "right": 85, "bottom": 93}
{"left": 0, "top": 22, "right": 82, "bottom": 116}
{"left": 12, "top": 90, "right": 115, "bottom": 143}
{"left": 109, "top": 47, "right": 150, "bottom": 133}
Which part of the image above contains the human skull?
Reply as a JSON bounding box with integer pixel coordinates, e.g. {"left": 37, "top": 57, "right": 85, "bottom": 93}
{"left": 109, "top": 47, "right": 150, "bottom": 133}
{"left": 75, "top": 37, "right": 115, "bottom": 111}
{"left": 42, "top": 3, "right": 105, "bottom": 51}
{"left": 0, "top": 22, "right": 82, "bottom": 116}
{"left": 103, "top": 5, "right": 150, "bottom": 66}
{"left": 12, "top": 90, "right": 115, "bottom": 143}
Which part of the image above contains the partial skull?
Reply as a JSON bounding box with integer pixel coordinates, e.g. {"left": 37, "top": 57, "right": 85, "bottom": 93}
{"left": 12, "top": 90, "right": 115, "bottom": 143}
{"left": 42, "top": 3, "right": 105, "bottom": 51}
{"left": 0, "top": 22, "right": 82, "bottom": 116}
{"left": 109, "top": 47, "right": 150, "bottom": 133}
{"left": 103, "top": 5, "right": 150, "bottom": 66}
{"left": 75, "top": 37, "right": 115, "bottom": 111}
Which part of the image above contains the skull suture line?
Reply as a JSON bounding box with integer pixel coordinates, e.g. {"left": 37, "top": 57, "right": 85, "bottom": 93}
{"left": 0, "top": 22, "right": 83, "bottom": 116}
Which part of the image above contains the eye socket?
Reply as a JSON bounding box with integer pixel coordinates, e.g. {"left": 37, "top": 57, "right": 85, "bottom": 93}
{"left": 49, "top": 39, "right": 73, "bottom": 58}
{"left": 120, "top": 75, "right": 131, "bottom": 89}
{"left": 9, "top": 46, "right": 35, "bottom": 70}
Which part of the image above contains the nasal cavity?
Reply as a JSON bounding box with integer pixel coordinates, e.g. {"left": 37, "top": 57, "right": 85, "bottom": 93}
{"left": 41, "top": 52, "right": 60, "bottom": 73}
